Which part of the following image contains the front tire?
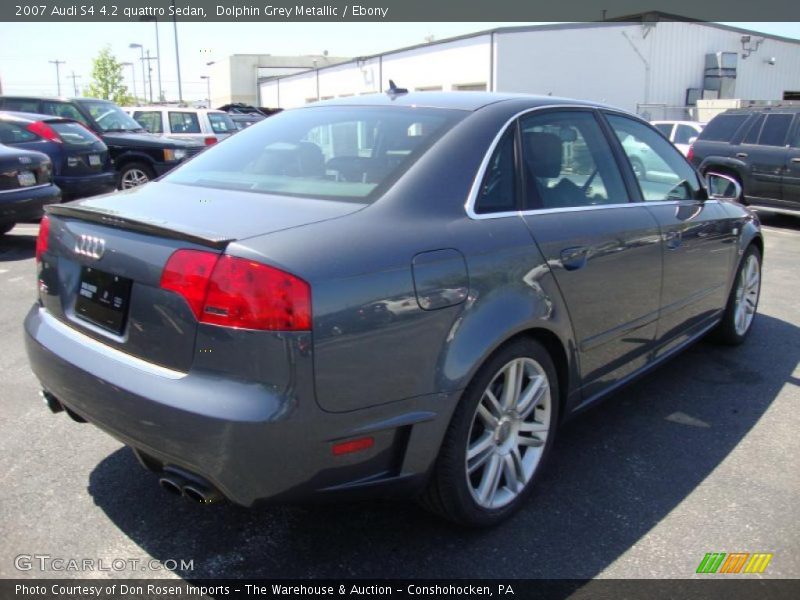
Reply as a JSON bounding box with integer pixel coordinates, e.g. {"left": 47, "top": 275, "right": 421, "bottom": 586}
{"left": 421, "top": 338, "right": 559, "bottom": 526}
{"left": 117, "top": 162, "right": 155, "bottom": 190}
{"left": 711, "top": 245, "right": 762, "bottom": 345}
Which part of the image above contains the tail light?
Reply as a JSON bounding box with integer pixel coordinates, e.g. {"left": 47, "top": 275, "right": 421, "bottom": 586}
{"left": 687, "top": 145, "right": 694, "bottom": 163}
{"left": 160, "top": 249, "right": 311, "bottom": 331}
{"left": 27, "top": 121, "right": 61, "bottom": 144}
{"left": 35, "top": 215, "right": 50, "bottom": 263}
{"left": 204, "top": 136, "right": 217, "bottom": 146}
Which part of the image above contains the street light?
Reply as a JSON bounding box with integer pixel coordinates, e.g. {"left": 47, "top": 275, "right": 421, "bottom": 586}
{"left": 120, "top": 62, "right": 137, "bottom": 102}
{"left": 200, "top": 75, "right": 211, "bottom": 108}
{"left": 129, "top": 43, "right": 147, "bottom": 103}
{"left": 170, "top": 0, "right": 183, "bottom": 103}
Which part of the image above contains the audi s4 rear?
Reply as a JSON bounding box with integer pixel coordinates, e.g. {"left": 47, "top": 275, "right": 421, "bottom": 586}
{"left": 24, "top": 92, "right": 761, "bottom": 525}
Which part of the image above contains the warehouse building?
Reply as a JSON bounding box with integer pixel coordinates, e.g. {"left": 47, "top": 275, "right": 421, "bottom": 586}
{"left": 257, "top": 14, "right": 800, "bottom": 119}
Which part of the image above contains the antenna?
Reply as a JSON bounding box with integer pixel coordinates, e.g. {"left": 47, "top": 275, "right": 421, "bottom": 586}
{"left": 385, "top": 80, "right": 408, "bottom": 96}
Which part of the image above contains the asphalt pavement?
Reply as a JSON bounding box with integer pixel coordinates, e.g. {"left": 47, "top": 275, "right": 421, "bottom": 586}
{"left": 1, "top": 213, "right": 798, "bottom": 580}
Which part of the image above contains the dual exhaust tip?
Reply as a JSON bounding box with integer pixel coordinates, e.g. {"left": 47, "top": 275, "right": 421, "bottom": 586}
{"left": 158, "top": 473, "right": 223, "bottom": 505}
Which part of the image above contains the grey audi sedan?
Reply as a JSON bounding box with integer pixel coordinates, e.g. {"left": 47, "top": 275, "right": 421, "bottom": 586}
{"left": 24, "top": 92, "right": 762, "bottom": 526}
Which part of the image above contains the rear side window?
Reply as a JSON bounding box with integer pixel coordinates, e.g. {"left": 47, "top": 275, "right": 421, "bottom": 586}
{"left": 1, "top": 98, "right": 40, "bottom": 112}
{"left": 475, "top": 128, "right": 516, "bottom": 214}
{"left": 758, "top": 114, "right": 792, "bottom": 146}
{"left": 0, "top": 121, "right": 38, "bottom": 143}
{"left": 521, "top": 111, "right": 628, "bottom": 209}
{"left": 674, "top": 124, "right": 698, "bottom": 145}
{"left": 742, "top": 114, "right": 765, "bottom": 144}
{"left": 165, "top": 106, "right": 462, "bottom": 202}
{"left": 168, "top": 112, "right": 201, "bottom": 134}
{"left": 133, "top": 111, "right": 164, "bottom": 134}
{"left": 50, "top": 121, "right": 98, "bottom": 146}
{"left": 699, "top": 114, "right": 749, "bottom": 142}
{"left": 654, "top": 123, "right": 673, "bottom": 137}
{"left": 208, "top": 112, "right": 236, "bottom": 134}
{"left": 42, "top": 101, "right": 89, "bottom": 125}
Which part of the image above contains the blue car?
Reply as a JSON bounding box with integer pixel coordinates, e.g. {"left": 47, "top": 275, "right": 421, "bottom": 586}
{"left": 0, "top": 111, "right": 115, "bottom": 199}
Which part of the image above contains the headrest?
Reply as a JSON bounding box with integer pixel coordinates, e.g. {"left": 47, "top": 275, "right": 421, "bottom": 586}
{"left": 522, "top": 132, "right": 563, "bottom": 178}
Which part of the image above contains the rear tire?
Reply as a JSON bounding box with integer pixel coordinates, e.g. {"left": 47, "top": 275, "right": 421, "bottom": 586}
{"left": 0, "top": 223, "right": 15, "bottom": 235}
{"left": 117, "top": 162, "right": 155, "bottom": 190}
{"left": 420, "top": 338, "right": 559, "bottom": 527}
{"left": 710, "top": 245, "right": 761, "bottom": 345}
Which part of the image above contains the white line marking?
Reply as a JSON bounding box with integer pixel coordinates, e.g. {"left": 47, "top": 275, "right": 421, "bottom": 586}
{"left": 0, "top": 269, "right": 8, "bottom": 274}
{"left": 7, "top": 276, "right": 23, "bottom": 282}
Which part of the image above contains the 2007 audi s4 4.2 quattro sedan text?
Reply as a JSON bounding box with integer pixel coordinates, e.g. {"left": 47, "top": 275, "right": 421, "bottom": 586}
{"left": 24, "top": 92, "right": 763, "bottom": 526}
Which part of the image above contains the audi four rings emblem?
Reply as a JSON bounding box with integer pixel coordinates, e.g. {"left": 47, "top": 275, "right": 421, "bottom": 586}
{"left": 74, "top": 235, "right": 106, "bottom": 260}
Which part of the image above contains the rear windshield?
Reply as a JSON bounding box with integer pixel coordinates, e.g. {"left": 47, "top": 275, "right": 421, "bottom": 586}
{"left": 698, "top": 114, "right": 749, "bottom": 142}
{"left": 165, "top": 106, "right": 463, "bottom": 202}
{"left": 51, "top": 121, "right": 98, "bottom": 146}
{"left": 208, "top": 112, "right": 236, "bottom": 134}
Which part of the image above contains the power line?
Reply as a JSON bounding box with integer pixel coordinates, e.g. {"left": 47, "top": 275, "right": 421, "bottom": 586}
{"left": 48, "top": 59, "right": 66, "bottom": 96}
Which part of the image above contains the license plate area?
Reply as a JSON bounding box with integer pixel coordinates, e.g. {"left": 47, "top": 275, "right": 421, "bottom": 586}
{"left": 74, "top": 267, "right": 133, "bottom": 335}
{"left": 88, "top": 154, "right": 101, "bottom": 166}
{"left": 17, "top": 171, "right": 36, "bottom": 187}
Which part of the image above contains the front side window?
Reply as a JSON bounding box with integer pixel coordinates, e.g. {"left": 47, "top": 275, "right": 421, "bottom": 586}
{"left": 1, "top": 98, "right": 39, "bottom": 113}
{"left": 743, "top": 114, "right": 765, "bottom": 145}
{"left": 165, "top": 106, "right": 462, "bottom": 202}
{"left": 699, "top": 114, "right": 749, "bottom": 142}
{"left": 758, "top": 114, "right": 792, "bottom": 147}
{"left": 654, "top": 123, "right": 674, "bottom": 137}
{"left": 607, "top": 114, "right": 702, "bottom": 202}
{"left": 133, "top": 111, "right": 164, "bottom": 134}
{"left": 520, "top": 110, "right": 628, "bottom": 210}
{"left": 207, "top": 112, "right": 236, "bottom": 134}
{"left": 475, "top": 128, "right": 516, "bottom": 214}
{"left": 169, "top": 112, "right": 201, "bottom": 134}
{"left": 674, "top": 124, "right": 698, "bottom": 145}
{"left": 42, "top": 101, "right": 89, "bottom": 125}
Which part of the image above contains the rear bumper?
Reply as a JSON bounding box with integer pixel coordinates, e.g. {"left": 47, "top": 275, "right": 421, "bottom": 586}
{"left": 55, "top": 172, "right": 116, "bottom": 198}
{"left": 0, "top": 184, "right": 61, "bottom": 223}
{"left": 24, "top": 305, "right": 457, "bottom": 506}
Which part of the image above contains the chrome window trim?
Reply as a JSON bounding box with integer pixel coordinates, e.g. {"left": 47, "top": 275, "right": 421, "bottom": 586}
{"left": 0, "top": 183, "right": 50, "bottom": 195}
{"left": 464, "top": 104, "right": 695, "bottom": 220}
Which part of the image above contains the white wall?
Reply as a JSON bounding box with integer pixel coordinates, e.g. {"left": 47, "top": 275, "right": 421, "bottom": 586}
{"left": 259, "top": 36, "right": 492, "bottom": 109}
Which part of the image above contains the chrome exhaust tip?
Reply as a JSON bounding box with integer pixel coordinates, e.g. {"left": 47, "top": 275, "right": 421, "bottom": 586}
{"left": 182, "top": 484, "right": 222, "bottom": 505}
{"left": 158, "top": 477, "right": 184, "bottom": 497}
{"left": 40, "top": 390, "right": 63, "bottom": 414}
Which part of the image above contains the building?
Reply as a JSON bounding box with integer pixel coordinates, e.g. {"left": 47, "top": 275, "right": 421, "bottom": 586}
{"left": 209, "top": 54, "right": 349, "bottom": 107}
{"left": 258, "top": 14, "right": 800, "bottom": 120}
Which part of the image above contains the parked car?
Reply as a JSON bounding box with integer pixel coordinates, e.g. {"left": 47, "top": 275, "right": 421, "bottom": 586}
{"left": 124, "top": 106, "right": 237, "bottom": 145}
{"left": 0, "top": 143, "right": 60, "bottom": 235}
{"left": 651, "top": 120, "right": 705, "bottom": 156}
{"left": 25, "top": 93, "right": 762, "bottom": 526}
{"left": 217, "top": 103, "right": 281, "bottom": 130}
{"left": 0, "top": 112, "right": 115, "bottom": 199}
{"left": 689, "top": 106, "right": 800, "bottom": 216}
{"left": 0, "top": 96, "right": 203, "bottom": 189}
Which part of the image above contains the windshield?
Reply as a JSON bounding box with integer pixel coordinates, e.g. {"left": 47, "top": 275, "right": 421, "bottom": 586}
{"left": 208, "top": 112, "right": 236, "bottom": 134}
{"left": 80, "top": 101, "right": 144, "bottom": 132}
{"left": 165, "top": 106, "right": 463, "bottom": 202}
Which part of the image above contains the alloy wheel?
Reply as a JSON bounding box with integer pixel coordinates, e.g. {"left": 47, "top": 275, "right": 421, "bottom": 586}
{"left": 734, "top": 253, "right": 760, "bottom": 336}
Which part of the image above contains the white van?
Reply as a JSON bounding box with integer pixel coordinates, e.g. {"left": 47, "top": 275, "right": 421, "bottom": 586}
{"left": 125, "top": 107, "right": 237, "bottom": 146}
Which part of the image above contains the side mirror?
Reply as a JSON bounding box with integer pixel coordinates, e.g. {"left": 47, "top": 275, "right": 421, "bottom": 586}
{"left": 706, "top": 172, "right": 742, "bottom": 201}
{"left": 688, "top": 136, "right": 697, "bottom": 145}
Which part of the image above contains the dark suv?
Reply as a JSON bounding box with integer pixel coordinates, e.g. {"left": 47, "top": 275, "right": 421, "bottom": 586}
{"left": 0, "top": 96, "right": 203, "bottom": 189}
{"left": 689, "top": 106, "right": 800, "bottom": 216}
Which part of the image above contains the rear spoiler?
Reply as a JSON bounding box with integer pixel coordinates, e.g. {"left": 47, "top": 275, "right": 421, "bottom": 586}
{"left": 46, "top": 204, "right": 233, "bottom": 250}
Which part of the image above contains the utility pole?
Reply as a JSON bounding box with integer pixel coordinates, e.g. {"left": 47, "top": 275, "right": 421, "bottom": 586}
{"left": 49, "top": 60, "right": 66, "bottom": 96}
{"left": 129, "top": 43, "right": 147, "bottom": 104}
{"left": 154, "top": 19, "right": 163, "bottom": 101}
{"left": 143, "top": 49, "right": 159, "bottom": 103}
{"left": 171, "top": 0, "right": 183, "bottom": 103}
{"left": 67, "top": 71, "right": 81, "bottom": 96}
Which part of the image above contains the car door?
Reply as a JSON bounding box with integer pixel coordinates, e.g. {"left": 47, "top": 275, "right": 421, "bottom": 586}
{"left": 738, "top": 112, "right": 792, "bottom": 204}
{"left": 517, "top": 109, "right": 663, "bottom": 399}
{"left": 605, "top": 112, "right": 738, "bottom": 355}
{"left": 780, "top": 114, "right": 800, "bottom": 208}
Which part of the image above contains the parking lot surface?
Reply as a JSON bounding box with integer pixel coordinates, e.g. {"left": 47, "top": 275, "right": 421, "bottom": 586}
{"left": 1, "top": 214, "right": 798, "bottom": 580}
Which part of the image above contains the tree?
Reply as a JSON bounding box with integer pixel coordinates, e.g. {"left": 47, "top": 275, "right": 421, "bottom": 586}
{"left": 86, "top": 46, "right": 134, "bottom": 105}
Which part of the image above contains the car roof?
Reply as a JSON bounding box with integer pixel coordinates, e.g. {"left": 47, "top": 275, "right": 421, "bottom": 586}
{"left": 125, "top": 106, "right": 226, "bottom": 114}
{"left": 0, "top": 110, "right": 70, "bottom": 123}
{"left": 721, "top": 106, "right": 800, "bottom": 115}
{"left": 651, "top": 120, "right": 704, "bottom": 125}
{"left": 302, "top": 91, "right": 614, "bottom": 112}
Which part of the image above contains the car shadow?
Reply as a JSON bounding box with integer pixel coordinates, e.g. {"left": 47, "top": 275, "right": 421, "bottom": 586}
{"left": 757, "top": 211, "right": 800, "bottom": 232}
{"left": 87, "top": 313, "right": 798, "bottom": 579}
{"left": 0, "top": 230, "right": 36, "bottom": 262}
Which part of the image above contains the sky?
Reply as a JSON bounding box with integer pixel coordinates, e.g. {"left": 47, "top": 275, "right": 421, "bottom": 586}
{"left": 1, "top": 21, "right": 799, "bottom": 101}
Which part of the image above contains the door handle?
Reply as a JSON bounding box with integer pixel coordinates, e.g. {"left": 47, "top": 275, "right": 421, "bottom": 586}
{"left": 736, "top": 152, "right": 748, "bottom": 159}
{"left": 560, "top": 246, "right": 588, "bottom": 271}
{"left": 665, "top": 230, "right": 682, "bottom": 249}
